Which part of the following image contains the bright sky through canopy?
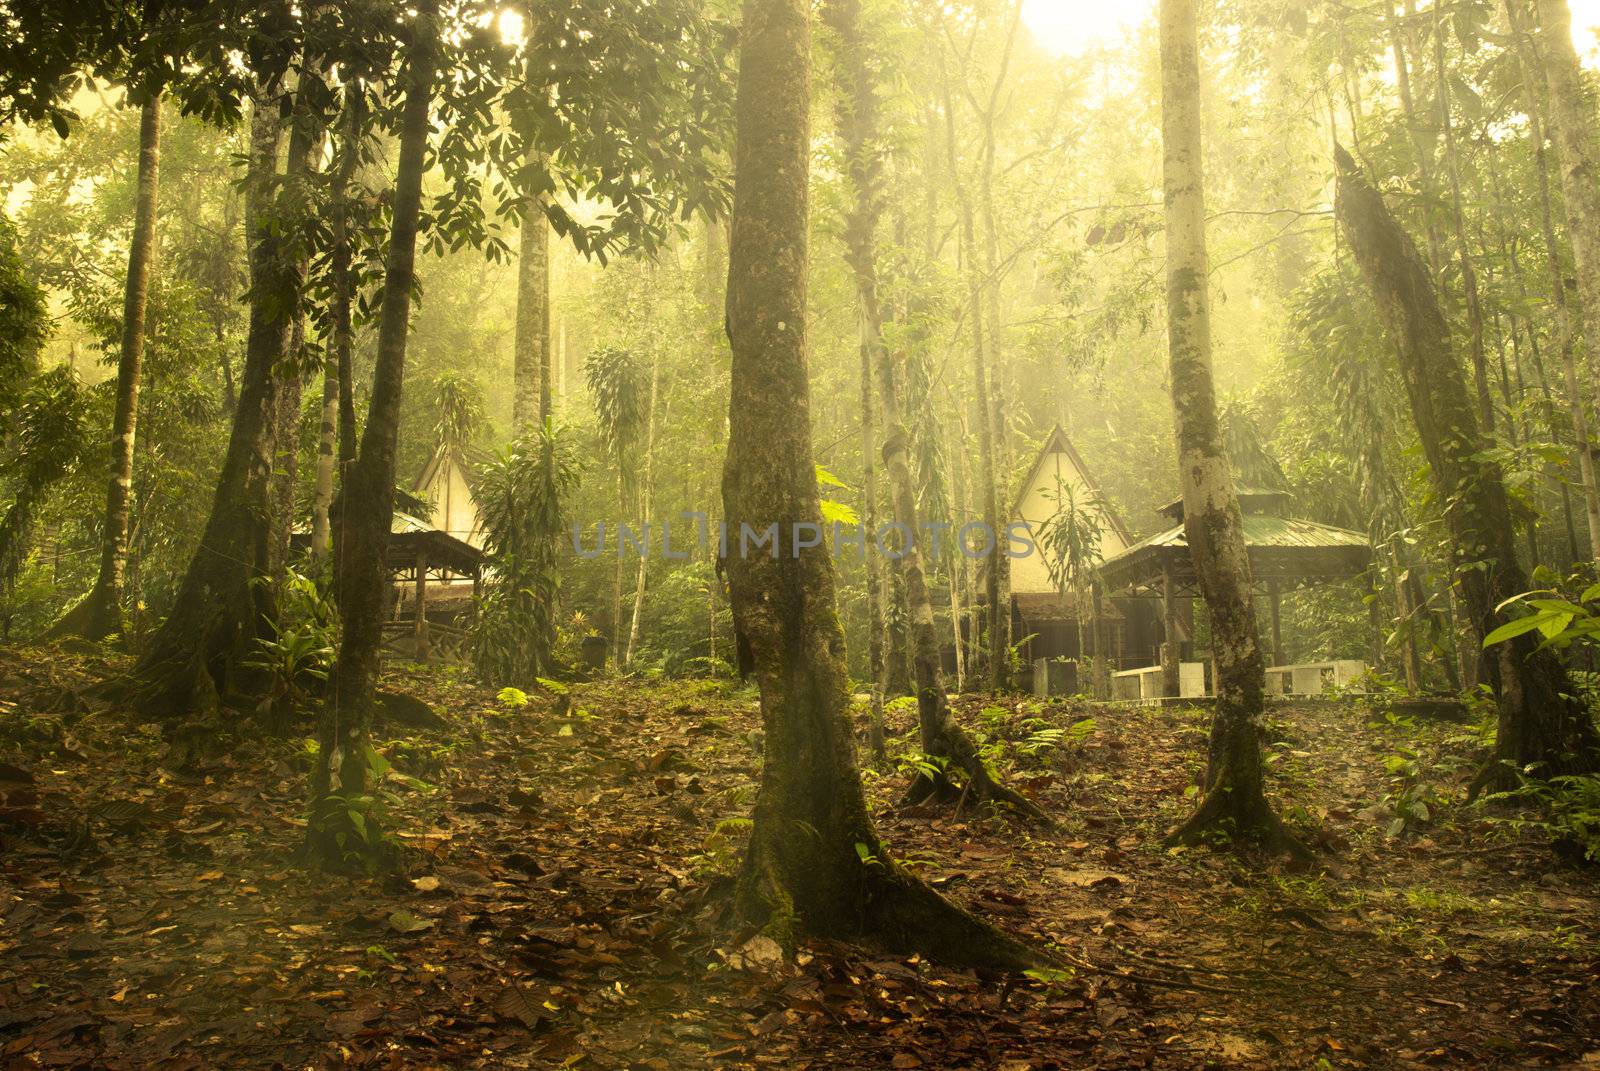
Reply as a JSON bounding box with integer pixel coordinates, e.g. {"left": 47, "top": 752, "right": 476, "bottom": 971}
{"left": 1021, "top": 0, "right": 1600, "bottom": 61}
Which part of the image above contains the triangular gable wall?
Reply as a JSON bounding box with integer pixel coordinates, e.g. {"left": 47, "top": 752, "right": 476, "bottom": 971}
{"left": 1009, "top": 425, "right": 1132, "bottom": 596}
{"left": 412, "top": 445, "right": 485, "bottom": 549}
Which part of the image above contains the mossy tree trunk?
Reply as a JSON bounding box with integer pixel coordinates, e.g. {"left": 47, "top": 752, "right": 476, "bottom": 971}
{"left": 123, "top": 90, "right": 306, "bottom": 718}
{"left": 512, "top": 202, "right": 550, "bottom": 431}
{"left": 54, "top": 92, "right": 160, "bottom": 641}
{"left": 724, "top": 0, "right": 1041, "bottom": 969}
{"left": 308, "top": 9, "right": 438, "bottom": 867}
{"left": 1160, "top": 0, "right": 1302, "bottom": 852}
{"left": 1335, "top": 146, "right": 1600, "bottom": 790}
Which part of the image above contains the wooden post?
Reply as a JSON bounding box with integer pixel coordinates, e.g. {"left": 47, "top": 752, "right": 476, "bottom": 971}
{"left": 1161, "top": 565, "right": 1180, "bottom": 697}
{"left": 414, "top": 546, "right": 430, "bottom": 662}
{"left": 1267, "top": 578, "right": 1285, "bottom": 667}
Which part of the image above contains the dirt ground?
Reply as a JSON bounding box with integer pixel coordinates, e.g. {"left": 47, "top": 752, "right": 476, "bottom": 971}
{"left": 1, "top": 647, "right": 1597, "bottom": 1070}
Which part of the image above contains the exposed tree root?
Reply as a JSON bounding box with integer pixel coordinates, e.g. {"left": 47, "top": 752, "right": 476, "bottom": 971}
{"left": 40, "top": 588, "right": 124, "bottom": 645}
{"left": 738, "top": 823, "right": 1049, "bottom": 973}
{"left": 900, "top": 688, "right": 1051, "bottom": 825}
{"left": 1164, "top": 782, "right": 1312, "bottom": 860}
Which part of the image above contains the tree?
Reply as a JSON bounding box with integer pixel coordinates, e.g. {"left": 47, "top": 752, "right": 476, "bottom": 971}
{"left": 586, "top": 344, "right": 647, "bottom": 671}
{"left": 472, "top": 421, "right": 577, "bottom": 686}
{"left": 0, "top": 210, "right": 45, "bottom": 407}
{"left": 1505, "top": 0, "right": 1600, "bottom": 564}
{"left": 822, "top": 0, "right": 889, "bottom": 759}
{"left": 49, "top": 91, "right": 160, "bottom": 641}
{"left": 825, "top": 0, "right": 1042, "bottom": 816}
{"left": 308, "top": 2, "right": 440, "bottom": 867}
{"left": 723, "top": 0, "right": 1041, "bottom": 967}
{"left": 934, "top": 41, "right": 1008, "bottom": 692}
{"left": 0, "top": 370, "right": 90, "bottom": 608}
{"left": 512, "top": 203, "right": 550, "bottom": 430}
{"left": 120, "top": 87, "right": 307, "bottom": 718}
{"left": 1532, "top": 0, "right": 1600, "bottom": 413}
{"left": 1335, "top": 145, "right": 1600, "bottom": 792}
{"left": 1159, "top": 0, "right": 1302, "bottom": 853}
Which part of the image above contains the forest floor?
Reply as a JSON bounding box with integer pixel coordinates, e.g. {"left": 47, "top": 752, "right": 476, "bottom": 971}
{"left": 1, "top": 648, "right": 1598, "bottom": 1070}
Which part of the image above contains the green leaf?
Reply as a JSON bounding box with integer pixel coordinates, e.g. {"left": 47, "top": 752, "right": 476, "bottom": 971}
{"left": 1482, "top": 614, "right": 1547, "bottom": 647}
{"left": 386, "top": 910, "right": 434, "bottom": 934}
{"left": 820, "top": 498, "right": 859, "bottom": 526}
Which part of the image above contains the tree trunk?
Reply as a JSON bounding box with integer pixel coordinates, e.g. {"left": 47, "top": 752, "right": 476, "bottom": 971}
{"left": 1513, "top": 0, "right": 1600, "bottom": 562}
{"left": 512, "top": 204, "right": 550, "bottom": 431}
{"left": 1433, "top": 7, "right": 1495, "bottom": 433}
{"left": 1534, "top": 0, "right": 1600, "bottom": 409}
{"left": 309, "top": 9, "right": 438, "bottom": 867}
{"left": 271, "top": 316, "right": 305, "bottom": 576}
{"left": 724, "top": 0, "right": 1041, "bottom": 968}
{"left": 826, "top": 0, "right": 1038, "bottom": 810}
{"left": 329, "top": 93, "right": 362, "bottom": 580}
{"left": 311, "top": 363, "right": 337, "bottom": 569}
{"left": 1335, "top": 145, "right": 1600, "bottom": 790}
{"left": 1389, "top": 1, "right": 1445, "bottom": 273}
{"left": 1160, "top": 0, "right": 1301, "bottom": 852}
{"left": 624, "top": 352, "right": 659, "bottom": 667}
{"left": 122, "top": 90, "right": 304, "bottom": 718}
{"left": 53, "top": 92, "right": 160, "bottom": 641}
{"left": 935, "top": 49, "right": 1007, "bottom": 692}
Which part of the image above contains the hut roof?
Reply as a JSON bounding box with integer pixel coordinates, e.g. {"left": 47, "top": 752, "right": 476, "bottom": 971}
{"left": 1097, "top": 512, "right": 1371, "bottom": 597}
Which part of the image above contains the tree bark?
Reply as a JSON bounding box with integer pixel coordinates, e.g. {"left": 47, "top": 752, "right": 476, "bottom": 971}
{"left": 1160, "top": 0, "right": 1302, "bottom": 852}
{"left": 725, "top": 0, "right": 1041, "bottom": 969}
{"left": 328, "top": 92, "right": 362, "bottom": 580}
{"left": 512, "top": 204, "right": 550, "bottom": 430}
{"left": 310, "top": 8, "right": 438, "bottom": 866}
{"left": 54, "top": 92, "right": 160, "bottom": 641}
{"left": 311, "top": 363, "right": 337, "bottom": 570}
{"left": 1335, "top": 146, "right": 1600, "bottom": 790}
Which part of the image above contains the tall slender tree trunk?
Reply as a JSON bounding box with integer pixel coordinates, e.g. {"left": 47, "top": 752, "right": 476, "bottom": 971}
{"left": 1534, "top": 0, "right": 1600, "bottom": 411}
{"left": 971, "top": 3, "right": 1022, "bottom": 687}
{"left": 311, "top": 364, "right": 337, "bottom": 569}
{"left": 1336, "top": 146, "right": 1600, "bottom": 791}
{"left": 724, "top": 0, "right": 1039, "bottom": 967}
{"left": 1389, "top": 2, "right": 1445, "bottom": 272}
{"left": 1433, "top": 10, "right": 1495, "bottom": 433}
{"left": 1160, "top": 0, "right": 1301, "bottom": 852}
{"left": 310, "top": 8, "right": 438, "bottom": 865}
{"left": 328, "top": 93, "right": 362, "bottom": 581}
{"left": 54, "top": 92, "right": 160, "bottom": 641}
{"left": 124, "top": 90, "right": 308, "bottom": 718}
{"left": 513, "top": 204, "right": 550, "bottom": 431}
{"left": 624, "top": 353, "right": 659, "bottom": 667}
{"left": 1512, "top": 0, "right": 1600, "bottom": 562}
{"left": 271, "top": 318, "right": 305, "bottom": 575}
{"left": 936, "top": 49, "right": 1007, "bottom": 692}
